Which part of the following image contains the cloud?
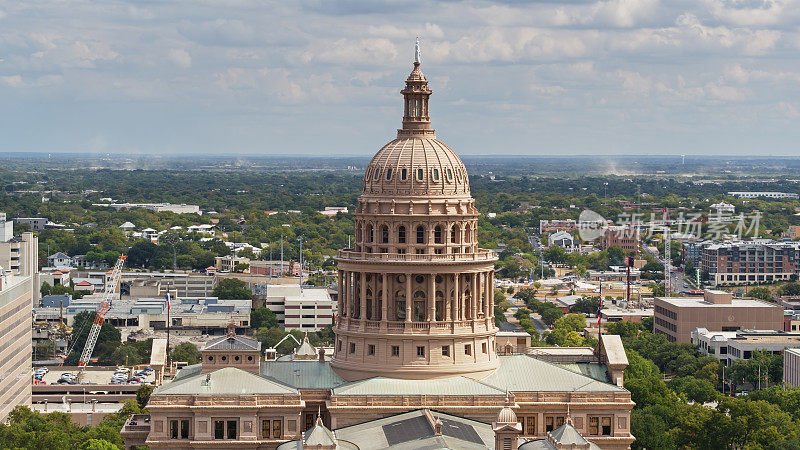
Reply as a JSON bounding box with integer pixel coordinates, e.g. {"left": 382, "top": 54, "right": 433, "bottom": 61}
{"left": 168, "top": 49, "right": 192, "bottom": 68}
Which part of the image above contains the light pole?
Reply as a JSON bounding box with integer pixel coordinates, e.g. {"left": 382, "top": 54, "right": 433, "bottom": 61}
{"left": 604, "top": 182, "right": 608, "bottom": 204}
{"left": 298, "top": 236, "right": 303, "bottom": 291}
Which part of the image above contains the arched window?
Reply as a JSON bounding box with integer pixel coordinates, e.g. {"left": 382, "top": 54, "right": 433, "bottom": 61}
{"left": 381, "top": 225, "right": 389, "bottom": 244}
{"left": 416, "top": 226, "right": 425, "bottom": 244}
{"left": 398, "top": 226, "right": 406, "bottom": 244}
{"left": 447, "top": 168, "right": 453, "bottom": 181}
{"left": 414, "top": 290, "right": 426, "bottom": 298}
{"left": 367, "top": 224, "right": 374, "bottom": 243}
{"left": 401, "top": 168, "right": 407, "bottom": 180}
{"left": 417, "top": 168, "right": 424, "bottom": 181}
{"left": 432, "top": 168, "right": 439, "bottom": 181}
{"left": 373, "top": 168, "right": 381, "bottom": 180}
{"left": 464, "top": 227, "right": 471, "bottom": 243}
{"left": 434, "top": 225, "right": 442, "bottom": 244}
{"left": 386, "top": 168, "right": 393, "bottom": 180}
{"left": 450, "top": 225, "right": 457, "bottom": 243}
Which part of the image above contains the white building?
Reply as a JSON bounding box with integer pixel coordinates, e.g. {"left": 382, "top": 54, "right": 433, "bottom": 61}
{"left": 47, "top": 252, "right": 72, "bottom": 267}
{"left": 784, "top": 348, "right": 800, "bottom": 388}
{"left": 710, "top": 202, "right": 735, "bottom": 214}
{"left": 548, "top": 230, "right": 577, "bottom": 252}
{"left": 727, "top": 191, "right": 799, "bottom": 199}
{"left": 261, "top": 285, "right": 336, "bottom": 331}
{"left": 93, "top": 203, "right": 202, "bottom": 214}
{"left": 692, "top": 327, "right": 800, "bottom": 366}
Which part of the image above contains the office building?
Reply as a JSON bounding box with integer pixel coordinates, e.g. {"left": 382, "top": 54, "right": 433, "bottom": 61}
{"left": 784, "top": 348, "right": 800, "bottom": 388}
{"left": 599, "top": 226, "right": 639, "bottom": 252}
{"left": 0, "top": 265, "right": 33, "bottom": 420}
{"left": 261, "top": 285, "right": 335, "bottom": 331}
{"left": 654, "top": 290, "right": 783, "bottom": 343}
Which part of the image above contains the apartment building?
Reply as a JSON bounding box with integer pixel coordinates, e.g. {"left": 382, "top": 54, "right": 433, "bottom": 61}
{"left": 539, "top": 219, "right": 577, "bottom": 234}
{"left": 727, "top": 191, "right": 799, "bottom": 199}
{"left": 0, "top": 267, "right": 33, "bottom": 421}
{"left": 599, "top": 226, "right": 639, "bottom": 252}
{"left": 692, "top": 328, "right": 800, "bottom": 366}
{"left": 121, "top": 273, "right": 216, "bottom": 298}
{"left": 654, "top": 290, "right": 783, "bottom": 343}
{"left": 785, "top": 348, "right": 800, "bottom": 388}
{"left": 700, "top": 241, "right": 800, "bottom": 286}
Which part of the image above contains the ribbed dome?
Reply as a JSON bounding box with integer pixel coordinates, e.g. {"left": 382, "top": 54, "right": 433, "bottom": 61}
{"left": 362, "top": 137, "right": 470, "bottom": 197}
{"left": 496, "top": 405, "right": 518, "bottom": 425}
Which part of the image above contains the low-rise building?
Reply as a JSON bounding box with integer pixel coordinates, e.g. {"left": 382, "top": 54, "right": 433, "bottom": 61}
{"left": 547, "top": 231, "right": 577, "bottom": 252}
{"left": 692, "top": 328, "right": 800, "bottom": 366}
{"left": 710, "top": 202, "right": 736, "bottom": 214}
{"left": 47, "top": 252, "right": 73, "bottom": 267}
{"left": 261, "top": 285, "right": 336, "bottom": 331}
{"left": 654, "top": 290, "right": 783, "bottom": 343}
{"left": 12, "top": 217, "right": 48, "bottom": 231}
{"left": 728, "top": 191, "right": 799, "bottom": 199}
{"left": 599, "top": 226, "right": 639, "bottom": 252}
{"left": 214, "top": 255, "right": 250, "bottom": 272}
{"left": 93, "top": 202, "right": 202, "bottom": 214}
{"left": 539, "top": 219, "right": 577, "bottom": 234}
{"left": 122, "top": 273, "right": 217, "bottom": 298}
{"left": 784, "top": 226, "right": 800, "bottom": 240}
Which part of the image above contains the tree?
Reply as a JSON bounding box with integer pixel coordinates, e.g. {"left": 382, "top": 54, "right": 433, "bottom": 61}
{"left": 553, "top": 313, "right": 586, "bottom": 332}
{"left": 79, "top": 439, "right": 117, "bottom": 450}
{"left": 749, "top": 286, "right": 774, "bottom": 302}
{"left": 169, "top": 342, "right": 200, "bottom": 365}
{"left": 212, "top": 278, "right": 253, "bottom": 300}
{"left": 779, "top": 282, "right": 800, "bottom": 297}
{"left": 540, "top": 307, "right": 563, "bottom": 326}
{"left": 40, "top": 281, "right": 52, "bottom": 297}
{"left": 136, "top": 384, "right": 154, "bottom": 408}
{"left": 571, "top": 296, "right": 600, "bottom": 315}
{"left": 649, "top": 281, "right": 665, "bottom": 297}
{"left": 605, "top": 321, "right": 642, "bottom": 337}
{"left": 251, "top": 307, "right": 278, "bottom": 329}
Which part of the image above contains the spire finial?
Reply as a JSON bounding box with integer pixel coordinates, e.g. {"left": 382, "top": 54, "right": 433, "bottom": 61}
{"left": 316, "top": 406, "right": 323, "bottom": 426}
{"left": 414, "top": 36, "right": 421, "bottom": 64}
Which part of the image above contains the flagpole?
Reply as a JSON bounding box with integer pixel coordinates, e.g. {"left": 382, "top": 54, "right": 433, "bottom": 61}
{"left": 166, "top": 290, "right": 171, "bottom": 367}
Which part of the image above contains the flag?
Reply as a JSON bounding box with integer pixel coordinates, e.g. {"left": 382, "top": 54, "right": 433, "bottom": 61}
{"left": 166, "top": 292, "right": 171, "bottom": 311}
{"left": 597, "top": 296, "right": 603, "bottom": 327}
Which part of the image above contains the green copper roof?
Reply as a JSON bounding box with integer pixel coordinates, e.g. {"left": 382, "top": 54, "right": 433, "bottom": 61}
{"left": 155, "top": 367, "right": 298, "bottom": 395}
{"left": 333, "top": 376, "right": 505, "bottom": 396}
{"left": 480, "top": 355, "right": 626, "bottom": 393}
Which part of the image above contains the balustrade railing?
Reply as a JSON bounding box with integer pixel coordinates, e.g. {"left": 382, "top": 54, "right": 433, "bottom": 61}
{"left": 336, "top": 249, "right": 495, "bottom": 262}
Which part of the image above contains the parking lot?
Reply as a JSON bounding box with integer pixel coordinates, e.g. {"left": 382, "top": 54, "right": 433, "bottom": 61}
{"left": 35, "top": 366, "right": 155, "bottom": 385}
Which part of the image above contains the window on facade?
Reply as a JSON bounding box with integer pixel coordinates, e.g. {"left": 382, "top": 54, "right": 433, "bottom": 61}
{"left": 450, "top": 225, "right": 457, "bottom": 243}
{"left": 386, "top": 168, "right": 393, "bottom": 180}
{"left": 401, "top": 168, "right": 407, "bottom": 180}
{"left": 417, "top": 168, "right": 424, "bottom": 181}
{"left": 545, "top": 416, "right": 565, "bottom": 432}
{"left": 447, "top": 168, "right": 453, "bottom": 181}
{"left": 588, "top": 417, "right": 599, "bottom": 435}
{"left": 367, "top": 225, "right": 374, "bottom": 243}
{"left": 434, "top": 226, "right": 442, "bottom": 244}
{"left": 381, "top": 225, "right": 389, "bottom": 244}
{"left": 373, "top": 168, "right": 380, "bottom": 180}
{"left": 524, "top": 416, "right": 536, "bottom": 435}
{"left": 349, "top": 343, "right": 356, "bottom": 354}
{"left": 433, "top": 168, "right": 439, "bottom": 181}
{"left": 337, "top": 340, "right": 342, "bottom": 352}
{"left": 442, "top": 345, "right": 450, "bottom": 356}
{"left": 416, "top": 346, "right": 425, "bottom": 357}
{"left": 368, "top": 344, "right": 375, "bottom": 355}
{"left": 273, "top": 420, "right": 282, "bottom": 438}
{"left": 465, "top": 344, "right": 472, "bottom": 356}
{"left": 214, "top": 421, "right": 225, "bottom": 439}
{"left": 227, "top": 420, "right": 237, "bottom": 439}
{"left": 398, "top": 226, "right": 406, "bottom": 243}
{"left": 601, "top": 417, "right": 612, "bottom": 435}
{"left": 464, "top": 228, "right": 471, "bottom": 243}
{"left": 482, "top": 342, "right": 487, "bottom": 353}
{"left": 261, "top": 420, "right": 281, "bottom": 439}
{"left": 391, "top": 345, "right": 400, "bottom": 356}
{"left": 416, "top": 226, "right": 425, "bottom": 244}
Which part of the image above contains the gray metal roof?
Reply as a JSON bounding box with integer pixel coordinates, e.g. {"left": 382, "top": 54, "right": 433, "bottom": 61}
{"left": 154, "top": 366, "right": 297, "bottom": 395}
{"left": 479, "top": 355, "right": 626, "bottom": 393}
{"left": 333, "top": 376, "right": 505, "bottom": 396}
{"left": 203, "top": 334, "right": 261, "bottom": 351}
{"left": 260, "top": 360, "right": 346, "bottom": 390}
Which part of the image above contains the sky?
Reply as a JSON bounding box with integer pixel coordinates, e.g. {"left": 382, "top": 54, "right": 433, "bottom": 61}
{"left": 2, "top": 0, "right": 800, "bottom": 157}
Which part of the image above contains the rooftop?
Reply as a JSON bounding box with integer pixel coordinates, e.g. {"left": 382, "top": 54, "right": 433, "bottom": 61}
{"left": 657, "top": 296, "right": 778, "bottom": 309}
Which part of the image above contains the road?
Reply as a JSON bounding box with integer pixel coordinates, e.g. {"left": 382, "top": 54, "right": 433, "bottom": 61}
{"left": 644, "top": 245, "right": 697, "bottom": 294}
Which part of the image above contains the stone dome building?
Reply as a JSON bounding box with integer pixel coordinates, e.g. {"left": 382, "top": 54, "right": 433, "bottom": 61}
{"left": 330, "top": 41, "right": 499, "bottom": 381}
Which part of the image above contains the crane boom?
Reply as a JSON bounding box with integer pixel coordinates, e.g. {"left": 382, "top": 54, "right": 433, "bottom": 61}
{"left": 78, "top": 255, "right": 126, "bottom": 367}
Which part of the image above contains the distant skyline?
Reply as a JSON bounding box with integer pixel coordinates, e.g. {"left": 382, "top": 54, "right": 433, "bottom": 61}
{"left": 1, "top": 0, "right": 800, "bottom": 156}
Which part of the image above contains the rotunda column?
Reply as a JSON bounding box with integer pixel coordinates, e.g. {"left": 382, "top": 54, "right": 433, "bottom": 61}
{"left": 405, "top": 273, "right": 412, "bottom": 324}
{"left": 453, "top": 273, "right": 460, "bottom": 322}
{"left": 360, "top": 272, "right": 367, "bottom": 323}
{"left": 337, "top": 271, "right": 344, "bottom": 318}
{"left": 428, "top": 274, "right": 436, "bottom": 323}
{"left": 471, "top": 272, "right": 478, "bottom": 323}
{"left": 486, "top": 271, "right": 493, "bottom": 318}
{"left": 381, "top": 273, "right": 388, "bottom": 324}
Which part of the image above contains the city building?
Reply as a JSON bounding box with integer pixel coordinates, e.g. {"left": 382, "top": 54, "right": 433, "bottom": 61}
{"left": 681, "top": 240, "right": 711, "bottom": 267}
{"left": 0, "top": 264, "right": 34, "bottom": 420}
{"left": 691, "top": 328, "right": 800, "bottom": 366}
{"left": 539, "top": 219, "right": 577, "bottom": 234}
{"left": 120, "top": 46, "right": 635, "bottom": 450}
{"left": 92, "top": 202, "right": 202, "bottom": 214}
{"left": 47, "top": 252, "right": 73, "bottom": 267}
{"left": 0, "top": 213, "right": 12, "bottom": 242}
{"left": 260, "top": 285, "right": 336, "bottom": 331}
{"left": 710, "top": 202, "right": 736, "bottom": 214}
{"left": 784, "top": 225, "right": 800, "bottom": 240}
{"left": 319, "top": 207, "right": 349, "bottom": 217}
{"left": 784, "top": 348, "right": 800, "bottom": 388}
{"left": 12, "top": 217, "right": 48, "bottom": 231}
{"left": 727, "top": 191, "right": 799, "bottom": 199}
{"left": 122, "top": 272, "right": 217, "bottom": 298}
{"left": 599, "top": 226, "right": 639, "bottom": 252}
{"left": 250, "top": 260, "right": 295, "bottom": 277}
{"left": 547, "top": 231, "right": 577, "bottom": 252}
{"left": 214, "top": 255, "right": 251, "bottom": 272}
{"left": 654, "top": 290, "right": 783, "bottom": 343}
{"left": 700, "top": 240, "right": 800, "bottom": 286}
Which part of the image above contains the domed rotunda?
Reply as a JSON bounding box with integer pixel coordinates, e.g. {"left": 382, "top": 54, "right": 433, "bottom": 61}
{"left": 331, "top": 40, "right": 499, "bottom": 381}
